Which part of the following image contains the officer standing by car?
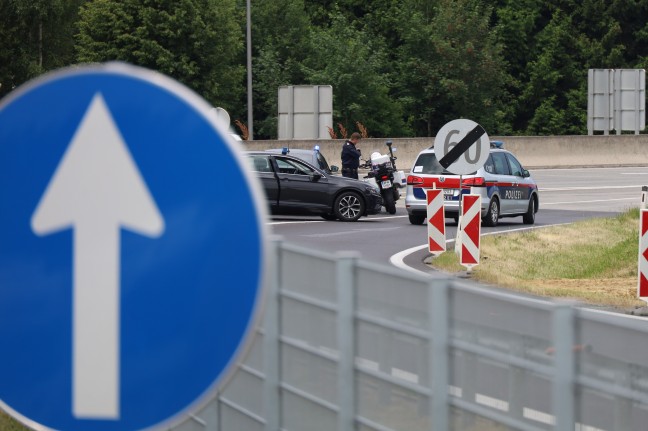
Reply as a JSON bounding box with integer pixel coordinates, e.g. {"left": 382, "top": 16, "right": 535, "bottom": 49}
{"left": 341, "top": 132, "right": 362, "bottom": 179}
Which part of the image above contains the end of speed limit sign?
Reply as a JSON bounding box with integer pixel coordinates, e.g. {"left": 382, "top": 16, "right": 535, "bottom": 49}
{"left": 434, "top": 119, "right": 490, "bottom": 175}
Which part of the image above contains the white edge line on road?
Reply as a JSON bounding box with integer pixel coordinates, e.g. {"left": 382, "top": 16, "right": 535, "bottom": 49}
{"left": 543, "top": 197, "right": 637, "bottom": 205}
{"left": 268, "top": 215, "right": 408, "bottom": 225}
{"left": 542, "top": 185, "right": 644, "bottom": 192}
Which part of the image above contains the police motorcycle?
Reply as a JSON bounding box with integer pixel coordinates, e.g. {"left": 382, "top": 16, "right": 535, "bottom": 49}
{"left": 361, "top": 141, "right": 407, "bottom": 214}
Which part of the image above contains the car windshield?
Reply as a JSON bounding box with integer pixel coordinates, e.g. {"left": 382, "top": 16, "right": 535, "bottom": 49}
{"left": 411, "top": 153, "right": 454, "bottom": 175}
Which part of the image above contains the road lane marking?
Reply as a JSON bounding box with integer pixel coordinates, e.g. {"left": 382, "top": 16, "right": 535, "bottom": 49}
{"left": 475, "top": 393, "right": 509, "bottom": 411}
{"left": 541, "top": 185, "right": 644, "bottom": 191}
{"left": 542, "top": 197, "right": 637, "bottom": 205}
{"left": 268, "top": 215, "right": 408, "bottom": 225}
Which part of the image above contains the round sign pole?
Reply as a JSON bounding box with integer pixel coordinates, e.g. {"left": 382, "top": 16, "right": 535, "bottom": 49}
{"left": 455, "top": 174, "right": 463, "bottom": 253}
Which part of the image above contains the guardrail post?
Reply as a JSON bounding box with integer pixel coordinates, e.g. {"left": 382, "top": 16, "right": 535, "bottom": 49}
{"left": 336, "top": 252, "right": 359, "bottom": 431}
{"left": 552, "top": 302, "right": 576, "bottom": 431}
{"left": 430, "top": 279, "right": 450, "bottom": 430}
{"left": 263, "top": 237, "right": 282, "bottom": 431}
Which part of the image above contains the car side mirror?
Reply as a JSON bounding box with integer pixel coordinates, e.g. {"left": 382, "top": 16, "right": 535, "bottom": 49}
{"left": 521, "top": 169, "right": 530, "bottom": 178}
{"left": 330, "top": 165, "right": 339, "bottom": 173}
{"left": 310, "top": 173, "right": 322, "bottom": 182}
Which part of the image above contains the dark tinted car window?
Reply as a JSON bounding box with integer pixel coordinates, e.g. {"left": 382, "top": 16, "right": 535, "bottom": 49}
{"left": 249, "top": 155, "right": 273, "bottom": 172}
{"left": 506, "top": 153, "right": 524, "bottom": 176}
{"left": 412, "top": 152, "right": 476, "bottom": 175}
{"left": 275, "top": 157, "right": 316, "bottom": 175}
{"left": 484, "top": 155, "right": 495, "bottom": 174}
{"left": 412, "top": 153, "right": 450, "bottom": 175}
{"left": 491, "top": 152, "right": 510, "bottom": 175}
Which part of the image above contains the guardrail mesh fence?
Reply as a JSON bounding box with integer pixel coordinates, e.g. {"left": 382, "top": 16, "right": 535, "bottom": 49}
{"left": 170, "top": 239, "right": 648, "bottom": 431}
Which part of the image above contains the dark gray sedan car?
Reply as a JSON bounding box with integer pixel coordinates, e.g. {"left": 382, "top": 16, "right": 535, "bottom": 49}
{"left": 246, "top": 151, "right": 382, "bottom": 222}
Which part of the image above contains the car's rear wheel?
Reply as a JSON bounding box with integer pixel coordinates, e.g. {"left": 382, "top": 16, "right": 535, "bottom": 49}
{"left": 522, "top": 196, "right": 536, "bottom": 224}
{"left": 334, "top": 191, "right": 365, "bottom": 222}
{"left": 408, "top": 214, "right": 425, "bottom": 225}
{"left": 321, "top": 213, "right": 337, "bottom": 221}
{"left": 483, "top": 198, "right": 499, "bottom": 227}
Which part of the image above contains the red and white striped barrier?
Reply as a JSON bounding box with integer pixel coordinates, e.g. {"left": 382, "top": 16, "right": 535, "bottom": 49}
{"left": 426, "top": 189, "right": 446, "bottom": 255}
{"left": 460, "top": 194, "right": 481, "bottom": 269}
{"left": 638, "top": 209, "right": 648, "bottom": 303}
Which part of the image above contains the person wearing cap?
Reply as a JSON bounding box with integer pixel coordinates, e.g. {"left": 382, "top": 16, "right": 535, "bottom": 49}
{"left": 341, "top": 132, "right": 362, "bottom": 179}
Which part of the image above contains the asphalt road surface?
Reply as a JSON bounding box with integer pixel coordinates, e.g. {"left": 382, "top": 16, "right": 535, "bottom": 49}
{"left": 268, "top": 166, "right": 647, "bottom": 274}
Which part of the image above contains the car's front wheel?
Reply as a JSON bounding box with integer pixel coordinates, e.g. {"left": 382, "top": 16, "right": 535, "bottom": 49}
{"left": 522, "top": 196, "right": 536, "bottom": 224}
{"left": 483, "top": 198, "right": 499, "bottom": 227}
{"left": 334, "top": 191, "right": 365, "bottom": 222}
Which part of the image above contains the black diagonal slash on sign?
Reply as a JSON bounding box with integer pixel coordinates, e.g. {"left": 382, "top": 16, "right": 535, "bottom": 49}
{"left": 438, "top": 125, "right": 486, "bottom": 169}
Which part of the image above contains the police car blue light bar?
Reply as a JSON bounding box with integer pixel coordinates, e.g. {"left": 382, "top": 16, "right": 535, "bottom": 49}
{"left": 490, "top": 141, "right": 504, "bottom": 149}
{"left": 281, "top": 147, "right": 289, "bottom": 155}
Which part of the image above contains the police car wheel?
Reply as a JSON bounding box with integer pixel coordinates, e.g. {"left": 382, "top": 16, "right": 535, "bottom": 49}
{"left": 408, "top": 214, "right": 425, "bottom": 225}
{"left": 483, "top": 198, "right": 499, "bottom": 227}
{"left": 522, "top": 197, "right": 536, "bottom": 224}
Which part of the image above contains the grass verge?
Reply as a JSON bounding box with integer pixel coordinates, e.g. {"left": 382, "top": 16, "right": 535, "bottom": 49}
{"left": 0, "top": 410, "right": 27, "bottom": 431}
{"left": 430, "top": 207, "right": 646, "bottom": 310}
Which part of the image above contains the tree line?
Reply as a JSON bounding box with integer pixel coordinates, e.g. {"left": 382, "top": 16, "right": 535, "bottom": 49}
{"left": 1, "top": 0, "right": 647, "bottom": 139}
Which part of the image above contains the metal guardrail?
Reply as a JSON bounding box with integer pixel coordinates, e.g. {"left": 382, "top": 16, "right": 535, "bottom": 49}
{"left": 170, "top": 238, "right": 648, "bottom": 431}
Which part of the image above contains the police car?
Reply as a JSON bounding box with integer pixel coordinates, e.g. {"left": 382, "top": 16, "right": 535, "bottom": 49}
{"left": 405, "top": 141, "right": 539, "bottom": 226}
{"left": 265, "top": 146, "right": 339, "bottom": 175}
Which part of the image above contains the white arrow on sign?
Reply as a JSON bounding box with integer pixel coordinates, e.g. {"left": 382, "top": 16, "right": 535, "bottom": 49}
{"left": 31, "top": 93, "right": 165, "bottom": 419}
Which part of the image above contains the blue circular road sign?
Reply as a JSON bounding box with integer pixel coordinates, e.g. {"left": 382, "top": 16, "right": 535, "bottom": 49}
{"left": 0, "top": 63, "right": 267, "bottom": 430}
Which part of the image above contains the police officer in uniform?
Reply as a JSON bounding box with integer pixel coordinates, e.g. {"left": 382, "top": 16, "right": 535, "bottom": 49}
{"left": 341, "top": 132, "right": 362, "bottom": 179}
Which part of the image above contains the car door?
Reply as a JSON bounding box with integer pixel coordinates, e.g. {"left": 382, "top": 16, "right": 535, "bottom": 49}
{"left": 490, "top": 151, "right": 516, "bottom": 214}
{"left": 272, "top": 156, "right": 331, "bottom": 212}
{"left": 247, "top": 154, "right": 279, "bottom": 209}
{"left": 505, "top": 153, "right": 533, "bottom": 213}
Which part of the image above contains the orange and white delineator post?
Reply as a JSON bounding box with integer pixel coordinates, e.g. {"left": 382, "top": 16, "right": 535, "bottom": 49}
{"left": 426, "top": 188, "right": 446, "bottom": 255}
{"left": 460, "top": 194, "right": 481, "bottom": 269}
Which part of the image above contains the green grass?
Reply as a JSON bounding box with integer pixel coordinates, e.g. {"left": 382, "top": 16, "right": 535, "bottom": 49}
{"left": 431, "top": 207, "right": 646, "bottom": 308}
{"left": 0, "top": 410, "right": 27, "bottom": 431}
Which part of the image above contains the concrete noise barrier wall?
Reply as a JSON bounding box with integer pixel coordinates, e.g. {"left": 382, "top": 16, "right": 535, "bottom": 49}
{"left": 244, "top": 134, "right": 648, "bottom": 172}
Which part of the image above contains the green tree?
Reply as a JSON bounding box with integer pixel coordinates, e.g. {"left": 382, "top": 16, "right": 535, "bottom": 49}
{"left": 520, "top": 8, "right": 585, "bottom": 134}
{"left": 248, "top": 0, "right": 313, "bottom": 139}
{"left": 75, "top": 0, "right": 245, "bottom": 114}
{"left": 397, "top": 0, "right": 509, "bottom": 136}
{"left": 301, "top": 10, "right": 408, "bottom": 138}
{"left": 0, "top": 0, "right": 83, "bottom": 99}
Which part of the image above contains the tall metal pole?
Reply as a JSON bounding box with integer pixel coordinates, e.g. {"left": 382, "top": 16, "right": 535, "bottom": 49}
{"left": 246, "top": 0, "right": 253, "bottom": 140}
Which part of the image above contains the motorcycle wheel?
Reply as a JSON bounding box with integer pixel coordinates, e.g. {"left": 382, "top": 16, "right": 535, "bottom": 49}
{"left": 383, "top": 189, "right": 397, "bottom": 214}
